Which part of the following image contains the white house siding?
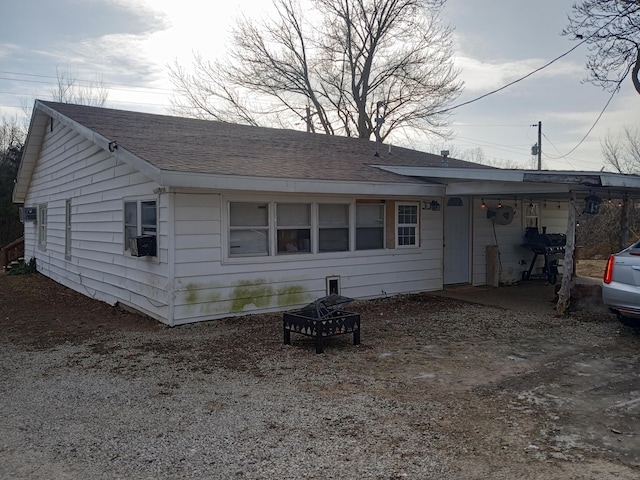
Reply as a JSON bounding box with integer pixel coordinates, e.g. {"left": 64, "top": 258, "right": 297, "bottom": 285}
{"left": 170, "top": 193, "right": 443, "bottom": 325}
{"left": 22, "top": 121, "right": 171, "bottom": 322}
{"left": 472, "top": 198, "right": 570, "bottom": 285}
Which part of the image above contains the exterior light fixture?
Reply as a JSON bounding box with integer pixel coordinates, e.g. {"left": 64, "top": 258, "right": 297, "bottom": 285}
{"left": 481, "top": 198, "right": 486, "bottom": 209}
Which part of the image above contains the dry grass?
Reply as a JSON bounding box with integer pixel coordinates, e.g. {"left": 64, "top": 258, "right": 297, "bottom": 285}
{"left": 576, "top": 259, "right": 607, "bottom": 278}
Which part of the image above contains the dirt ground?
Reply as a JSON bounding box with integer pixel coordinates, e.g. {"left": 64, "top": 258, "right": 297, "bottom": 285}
{"left": 1, "top": 264, "right": 640, "bottom": 479}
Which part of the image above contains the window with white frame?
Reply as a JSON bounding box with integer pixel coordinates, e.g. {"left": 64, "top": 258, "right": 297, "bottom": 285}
{"left": 229, "top": 202, "right": 270, "bottom": 256}
{"left": 124, "top": 199, "right": 157, "bottom": 253}
{"left": 65, "top": 199, "right": 71, "bottom": 259}
{"left": 318, "top": 204, "right": 349, "bottom": 252}
{"left": 396, "top": 203, "right": 419, "bottom": 247}
{"left": 355, "top": 203, "right": 384, "bottom": 250}
{"left": 225, "top": 199, "right": 422, "bottom": 258}
{"left": 277, "top": 203, "right": 311, "bottom": 254}
{"left": 37, "top": 203, "right": 47, "bottom": 250}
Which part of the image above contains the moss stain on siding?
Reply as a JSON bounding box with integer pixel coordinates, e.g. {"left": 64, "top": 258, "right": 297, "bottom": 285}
{"left": 185, "top": 283, "right": 199, "bottom": 304}
{"left": 230, "top": 279, "right": 274, "bottom": 312}
{"left": 276, "top": 285, "right": 306, "bottom": 306}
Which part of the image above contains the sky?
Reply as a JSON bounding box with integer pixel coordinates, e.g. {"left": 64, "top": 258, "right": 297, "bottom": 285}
{"left": 0, "top": 0, "right": 637, "bottom": 172}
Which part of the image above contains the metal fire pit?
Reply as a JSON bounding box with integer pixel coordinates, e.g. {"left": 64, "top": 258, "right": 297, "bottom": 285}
{"left": 283, "top": 294, "right": 361, "bottom": 354}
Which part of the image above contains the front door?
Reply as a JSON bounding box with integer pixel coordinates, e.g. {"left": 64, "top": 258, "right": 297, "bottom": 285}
{"left": 443, "top": 197, "right": 471, "bottom": 284}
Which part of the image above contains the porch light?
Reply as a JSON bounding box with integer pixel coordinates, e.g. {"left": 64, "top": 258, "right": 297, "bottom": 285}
{"left": 481, "top": 198, "right": 486, "bottom": 209}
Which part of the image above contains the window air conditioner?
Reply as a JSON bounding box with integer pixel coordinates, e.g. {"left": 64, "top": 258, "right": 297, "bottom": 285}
{"left": 130, "top": 235, "right": 157, "bottom": 257}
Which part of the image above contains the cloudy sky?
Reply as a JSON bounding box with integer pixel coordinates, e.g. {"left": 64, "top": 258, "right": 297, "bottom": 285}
{"left": 1, "top": 0, "right": 636, "bottom": 171}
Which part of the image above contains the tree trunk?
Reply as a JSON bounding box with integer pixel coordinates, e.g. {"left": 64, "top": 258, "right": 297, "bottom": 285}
{"left": 633, "top": 48, "right": 640, "bottom": 96}
{"left": 556, "top": 193, "right": 577, "bottom": 316}
{"left": 619, "top": 197, "right": 631, "bottom": 250}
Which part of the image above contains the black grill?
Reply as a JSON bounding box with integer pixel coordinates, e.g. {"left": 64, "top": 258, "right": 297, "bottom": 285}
{"left": 522, "top": 227, "right": 566, "bottom": 284}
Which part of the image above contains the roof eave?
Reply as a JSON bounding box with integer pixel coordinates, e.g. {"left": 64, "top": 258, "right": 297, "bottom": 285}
{"left": 159, "top": 170, "right": 446, "bottom": 196}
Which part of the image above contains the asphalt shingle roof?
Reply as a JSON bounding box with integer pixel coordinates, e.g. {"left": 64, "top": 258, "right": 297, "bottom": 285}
{"left": 41, "top": 101, "right": 488, "bottom": 184}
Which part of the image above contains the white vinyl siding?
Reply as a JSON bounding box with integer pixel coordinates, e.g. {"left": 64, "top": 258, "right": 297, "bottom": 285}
{"left": 22, "top": 123, "right": 169, "bottom": 323}
{"left": 168, "top": 194, "right": 442, "bottom": 325}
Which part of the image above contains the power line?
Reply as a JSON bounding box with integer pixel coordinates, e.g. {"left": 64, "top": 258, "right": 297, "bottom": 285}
{"left": 0, "top": 70, "right": 174, "bottom": 93}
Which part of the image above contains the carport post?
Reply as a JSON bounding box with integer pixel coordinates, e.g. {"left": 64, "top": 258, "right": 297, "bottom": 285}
{"left": 556, "top": 192, "right": 576, "bottom": 315}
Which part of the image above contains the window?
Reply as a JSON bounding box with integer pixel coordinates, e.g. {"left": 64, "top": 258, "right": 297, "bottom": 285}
{"left": 277, "top": 203, "right": 311, "bottom": 254}
{"left": 37, "top": 204, "right": 47, "bottom": 250}
{"left": 356, "top": 203, "right": 384, "bottom": 250}
{"left": 525, "top": 202, "right": 539, "bottom": 229}
{"left": 124, "top": 199, "right": 157, "bottom": 253}
{"left": 396, "top": 203, "right": 419, "bottom": 247}
{"left": 319, "top": 204, "right": 349, "bottom": 252}
{"left": 229, "top": 202, "right": 269, "bottom": 256}
{"left": 226, "top": 199, "right": 419, "bottom": 258}
{"left": 65, "top": 199, "right": 71, "bottom": 259}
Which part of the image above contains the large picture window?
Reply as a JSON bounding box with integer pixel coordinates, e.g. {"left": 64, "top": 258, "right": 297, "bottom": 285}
{"left": 318, "top": 204, "right": 349, "bottom": 252}
{"left": 124, "top": 199, "right": 157, "bottom": 253}
{"left": 226, "top": 199, "right": 418, "bottom": 258}
{"left": 355, "top": 203, "right": 384, "bottom": 250}
{"left": 229, "top": 202, "right": 269, "bottom": 256}
{"left": 396, "top": 203, "right": 419, "bottom": 247}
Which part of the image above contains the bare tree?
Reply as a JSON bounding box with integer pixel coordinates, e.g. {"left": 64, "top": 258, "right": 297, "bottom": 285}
{"left": 562, "top": 0, "right": 640, "bottom": 94}
{"left": 169, "top": 0, "right": 462, "bottom": 141}
{"left": 601, "top": 125, "right": 640, "bottom": 174}
{"left": 0, "top": 115, "right": 26, "bottom": 245}
{"left": 50, "top": 66, "right": 109, "bottom": 106}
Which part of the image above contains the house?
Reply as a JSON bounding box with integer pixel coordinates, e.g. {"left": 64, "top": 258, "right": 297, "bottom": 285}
{"left": 13, "top": 100, "right": 640, "bottom": 325}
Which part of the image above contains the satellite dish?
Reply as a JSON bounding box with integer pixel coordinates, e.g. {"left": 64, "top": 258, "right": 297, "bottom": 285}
{"left": 487, "top": 205, "right": 515, "bottom": 225}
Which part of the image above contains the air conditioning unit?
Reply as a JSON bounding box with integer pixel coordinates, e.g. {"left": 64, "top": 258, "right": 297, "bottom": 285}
{"left": 130, "top": 235, "right": 157, "bottom": 257}
{"left": 21, "top": 207, "right": 37, "bottom": 222}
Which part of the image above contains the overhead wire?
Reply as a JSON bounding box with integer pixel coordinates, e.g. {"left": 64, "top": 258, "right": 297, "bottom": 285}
{"left": 440, "top": 2, "right": 636, "bottom": 160}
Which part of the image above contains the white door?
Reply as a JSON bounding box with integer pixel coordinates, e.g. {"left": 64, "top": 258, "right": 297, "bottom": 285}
{"left": 443, "top": 197, "right": 471, "bottom": 284}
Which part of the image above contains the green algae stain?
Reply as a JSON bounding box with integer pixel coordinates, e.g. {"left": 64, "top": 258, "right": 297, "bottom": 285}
{"left": 230, "top": 280, "right": 274, "bottom": 312}
{"left": 277, "top": 285, "right": 306, "bottom": 307}
{"left": 185, "top": 283, "right": 199, "bottom": 304}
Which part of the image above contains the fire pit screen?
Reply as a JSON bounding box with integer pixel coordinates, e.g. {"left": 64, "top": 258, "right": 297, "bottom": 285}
{"left": 283, "top": 294, "right": 361, "bottom": 354}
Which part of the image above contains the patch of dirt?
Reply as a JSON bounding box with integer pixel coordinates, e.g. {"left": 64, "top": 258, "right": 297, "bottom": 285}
{"left": 1, "top": 272, "right": 640, "bottom": 479}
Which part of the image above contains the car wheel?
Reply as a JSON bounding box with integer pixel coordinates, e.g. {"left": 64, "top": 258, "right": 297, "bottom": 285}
{"left": 617, "top": 313, "right": 640, "bottom": 328}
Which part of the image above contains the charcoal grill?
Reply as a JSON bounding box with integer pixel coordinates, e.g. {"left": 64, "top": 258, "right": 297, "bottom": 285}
{"left": 283, "top": 294, "right": 361, "bottom": 354}
{"left": 522, "top": 227, "right": 566, "bottom": 284}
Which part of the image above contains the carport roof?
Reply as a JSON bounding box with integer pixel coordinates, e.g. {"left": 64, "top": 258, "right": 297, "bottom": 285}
{"left": 374, "top": 165, "right": 640, "bottom": 201}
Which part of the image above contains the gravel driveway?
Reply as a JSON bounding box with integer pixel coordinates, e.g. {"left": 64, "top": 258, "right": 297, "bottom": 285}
{"left": 1, "top": 273, "right": 639, "bottom": 479}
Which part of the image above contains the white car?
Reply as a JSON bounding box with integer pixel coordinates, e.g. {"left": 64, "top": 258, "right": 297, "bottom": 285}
{"left": 603, "top": 242, "right": 640, "bottom": 325}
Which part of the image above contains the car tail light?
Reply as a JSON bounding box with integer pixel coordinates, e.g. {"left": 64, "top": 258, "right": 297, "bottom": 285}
{"left": 604, "top": 254, "right": 615, "bottom": 284}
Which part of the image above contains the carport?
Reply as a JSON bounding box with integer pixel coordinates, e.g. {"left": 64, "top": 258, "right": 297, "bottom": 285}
{"left": 374, "top": 165, "right": 640, "bottom": 314}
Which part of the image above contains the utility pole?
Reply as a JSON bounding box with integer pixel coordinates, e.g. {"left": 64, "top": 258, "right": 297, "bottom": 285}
{"left": 537, "top": 121, "right": 542, "bottom": 170}
{"left": 531, "top": 121, "right": 542, "bottom": 170}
